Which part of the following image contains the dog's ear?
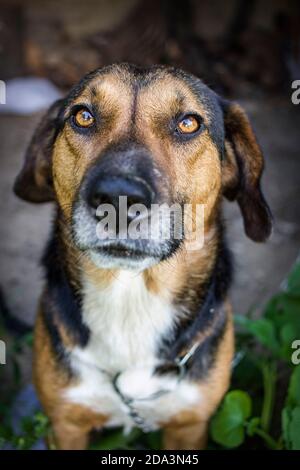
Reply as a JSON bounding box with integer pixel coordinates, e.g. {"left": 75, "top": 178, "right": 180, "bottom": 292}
{"left": 221, "top": 100, "right": 272, "bottom": 242}
{"left": 14, "top": 99, "right": 63, "bottom": 203}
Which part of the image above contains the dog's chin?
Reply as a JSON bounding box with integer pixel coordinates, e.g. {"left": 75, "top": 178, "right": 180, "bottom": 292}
{"left": 72, "top": 203, "right": 184, "bottom": 271}
{"left": 88, "top": 246, "right": 161, "bottom": 271}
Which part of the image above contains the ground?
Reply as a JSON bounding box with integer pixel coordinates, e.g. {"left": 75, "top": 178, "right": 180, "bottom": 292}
{"left": 1, "top": 96, "right": 299, "bottom": 330}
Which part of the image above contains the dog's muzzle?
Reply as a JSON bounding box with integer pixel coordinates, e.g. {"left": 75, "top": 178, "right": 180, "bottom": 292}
{"left": 72, "top": 147, "right": 182, "bottom": 270}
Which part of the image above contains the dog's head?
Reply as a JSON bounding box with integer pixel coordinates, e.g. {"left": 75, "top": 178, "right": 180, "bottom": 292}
{"left": 14, "top": 64, "right": 272, "bottom": 270}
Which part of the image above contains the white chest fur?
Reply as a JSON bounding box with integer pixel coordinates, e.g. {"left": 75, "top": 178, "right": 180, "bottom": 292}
{"left": 64, "top": 271, "right": 201, "bottom": 431}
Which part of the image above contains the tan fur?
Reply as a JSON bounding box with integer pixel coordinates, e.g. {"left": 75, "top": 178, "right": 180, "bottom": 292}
{"left": 34, "top": 308, "right": 108, "bottom": 450}
{"left": 23, "top": 66, "right": 271, "bottom": 450}
{"left": 162, "top": 304, "right": 234, "bottom": 450}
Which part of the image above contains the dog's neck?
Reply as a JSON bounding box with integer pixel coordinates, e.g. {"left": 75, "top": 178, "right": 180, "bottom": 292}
{"left": 42, "top": 211, "right": 232, "bottom": 376}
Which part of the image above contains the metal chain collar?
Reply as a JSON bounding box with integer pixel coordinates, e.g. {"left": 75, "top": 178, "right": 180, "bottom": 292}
{"left": 73, "top": 336, "right": 203, "bottom": 432}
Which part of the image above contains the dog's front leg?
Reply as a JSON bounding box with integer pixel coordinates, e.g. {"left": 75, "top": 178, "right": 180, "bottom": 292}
{"left": 34, "top": 311, "right": 107, "bottom": 450}
{"left": 162, "top": 415, "right": 208, "bottom": 450}
{"left": 50, "top": 418, "right": 90, "bottom": 450}
{"left": 46, "top": 402, "right": 108, "bottom": 450}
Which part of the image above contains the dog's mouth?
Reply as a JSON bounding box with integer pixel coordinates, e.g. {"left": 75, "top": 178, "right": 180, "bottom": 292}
{"left": 85, "top": 236, "right": 183, "bottom": 270}
{"left": 72, "top": 197, "right": 185, "bottom": 269}
{"left": 87, "top": 239, "right": 167, "bottom": 270}
{"left": 93, "top": 243, "right": 151, "bottom": 260}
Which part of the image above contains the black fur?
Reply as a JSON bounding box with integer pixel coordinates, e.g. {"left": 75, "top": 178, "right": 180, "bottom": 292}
{"left": 41, "top": 220, "right": 90, "bottom": 361}
{"left": 157, "top": 229, "right": 233, "bottom": 379}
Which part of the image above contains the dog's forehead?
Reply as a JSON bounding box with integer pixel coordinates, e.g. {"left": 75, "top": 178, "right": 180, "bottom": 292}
{"left": 68, "top": 65, "right": 217, "bottom": 111}
{"left": 64, "top": 64, "right": 224, "bottom": 149}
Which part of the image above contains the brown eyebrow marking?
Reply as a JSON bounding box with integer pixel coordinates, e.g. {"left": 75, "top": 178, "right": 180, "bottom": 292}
{"left": 141, "top": 90, "right": 190, "bottom": 139}
{"left": 169, "top": 93, "right": 188, "bottom": 117}
{"left": 91, "top": 86, "right": 98, "bottom": 97}
{"left": 175, "top": 91, "right": 186, "bottom": 105}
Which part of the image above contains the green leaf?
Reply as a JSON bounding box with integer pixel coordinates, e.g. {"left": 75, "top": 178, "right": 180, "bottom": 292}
{"left": 210, "top": 390, "right": 252, "bottom": 448}
{"left": 235, "top": 315, "right": 280, "bottom": 354}
{"left": 280, "top": 324, "right": 295, "bottom": 348}
{"left": 264, "top": 293, "right": 300, "bottom": 330}
{"left": 289, "top": 407, "right": 300, "bottom": 450}
{"left": 280, "top": 296, "right": 300, "bottom": 318}
{"left": 282, "top": 366, "right": 300, "bottom": 450}
{"left": 232, "top": 354, "right": 261, "bottom": 392}
{"left": 246, "top": 417, "right": 260, "bottom": 437}
{"left": 249, "top": 318, "right": 280, "bottom": 352}
{"left": 286, "top": 366, "right": 300, "bottom": 407}
{"left": 282, "top": 406, "right": 300, "bottom": 450}
{"left": 282, "top": 407, "right": 291, "bottom": 448}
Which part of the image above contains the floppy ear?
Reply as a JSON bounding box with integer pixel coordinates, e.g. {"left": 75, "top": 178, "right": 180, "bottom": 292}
{"left": 14, "top": 99, "right": 63, "bottom": 203}
{"left": 221, "top": 100, "right": 272, "bottom": 242}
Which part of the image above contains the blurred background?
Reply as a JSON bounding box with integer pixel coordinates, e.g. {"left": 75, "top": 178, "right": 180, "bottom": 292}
{"left": 0, "top": 0, "right": 299, "bottom": 441}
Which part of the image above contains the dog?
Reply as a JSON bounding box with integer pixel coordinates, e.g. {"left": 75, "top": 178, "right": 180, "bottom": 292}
{"left": 14, "top": 63, "right": 272, "bottom": 450}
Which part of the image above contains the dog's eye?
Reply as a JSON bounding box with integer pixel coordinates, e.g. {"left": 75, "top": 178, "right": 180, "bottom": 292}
{"left": 177, "top": 115, "right": 201, "bottom": 134}
{"left": 73, "top": 108, "right": 95, "bottom": 128}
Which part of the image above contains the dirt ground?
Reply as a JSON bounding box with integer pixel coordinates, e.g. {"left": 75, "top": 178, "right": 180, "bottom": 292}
{"left": 0, "top": 95, "right": 299, "bottom": 329}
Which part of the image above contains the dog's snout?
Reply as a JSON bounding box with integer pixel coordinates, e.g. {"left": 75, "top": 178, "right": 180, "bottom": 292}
{"left": 87, "top": 176, "right": 153, "bottom": 220}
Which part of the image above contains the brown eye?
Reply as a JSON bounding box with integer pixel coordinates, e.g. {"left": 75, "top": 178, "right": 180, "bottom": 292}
{"left": 177, "top": 115, "right": 200, "bottom": 134}
{"left": 74, "top": 108, "right": 95, "bottom": 128}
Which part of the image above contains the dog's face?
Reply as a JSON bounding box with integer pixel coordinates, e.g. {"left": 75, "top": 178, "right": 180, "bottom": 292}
{"left": 14, "top": 64, "right": 272, "bottom": 270}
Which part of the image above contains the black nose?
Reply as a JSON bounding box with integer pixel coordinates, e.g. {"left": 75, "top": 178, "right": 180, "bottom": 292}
{"left": 87, "top": 175, "right": 153, "bottom": 220}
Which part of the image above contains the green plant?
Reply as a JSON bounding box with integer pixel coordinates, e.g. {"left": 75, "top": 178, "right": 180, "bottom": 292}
{"left": 210, "top": 259, "right": 300, "bottom": 450}
{"left": 0, "top": 411, "right": 49, "bottom": 450}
